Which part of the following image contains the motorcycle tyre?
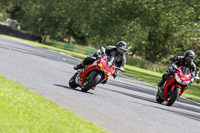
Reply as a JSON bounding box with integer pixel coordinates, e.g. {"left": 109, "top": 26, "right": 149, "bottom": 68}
{"left": 167, "top": 87, "right": 180, "bottom": 106}
{"left": 156, "top": 92, "right": 164, "bottom": 103}
{"left": 81, "top": 73, "right": 102, "bottom": 92}
{"left": 69, "top": 72, "right": 79, "bottom": 88}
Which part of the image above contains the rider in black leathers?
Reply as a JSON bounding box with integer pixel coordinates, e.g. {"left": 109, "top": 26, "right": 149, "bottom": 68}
{"left": 158, "top": 50, "right": 196, "bottom": 87}
{"left": 73, "top": 41, "right": 128, "bottom": 80}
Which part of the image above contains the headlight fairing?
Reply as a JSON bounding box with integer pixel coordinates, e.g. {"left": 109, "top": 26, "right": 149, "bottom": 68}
{"left": 105, "top": 72, "right": 111, "bottom": 76}
{"left": 182, "top": 81, "right": 190, "bottom": 85}
{"left": 175, "top": 73, "right": 182, "bottom": 84}
{"left": 98, "top": 63, "right": 104, "bottom": 70}
{"left": 98, "top": 63, "right": 111, "bottom": 76}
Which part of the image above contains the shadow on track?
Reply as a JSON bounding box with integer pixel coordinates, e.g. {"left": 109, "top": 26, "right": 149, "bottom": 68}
{"left": 53, "top": 84, "right": 94, "bottom": 95}
{"left": 144, "top": 103, "right": 200, "bottom": 121}
{"left": 107, "top": 80, "right": 155, "bottom": 96}
{"left": 102, "top": 80, "right": 200, "bottom": 114}
{"left": 102, "top": 85, "right": 200, "bottom": 121}
{"left": 106, "top": 87, "right": 156, "bottom": 103}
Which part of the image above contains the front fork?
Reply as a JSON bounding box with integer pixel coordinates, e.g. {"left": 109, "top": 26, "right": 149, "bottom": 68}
{"left": 75, "top": 69, "right": 83, "bottom": 84}
{"left": 158, "top": 86, "right": 164, "bottom": 100}
{"left": 84, "top": 71, "right": 98, "bottom": 84}
{"left": 74, "top": 71, "right": 79, "bottom": 84}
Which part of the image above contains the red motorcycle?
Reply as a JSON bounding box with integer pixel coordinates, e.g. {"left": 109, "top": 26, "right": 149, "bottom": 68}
{"left": 69, "top": 47, "right": 125, "bottom": 92}
{"left": 156, "top": 64, "right": 199, "bottom": 106}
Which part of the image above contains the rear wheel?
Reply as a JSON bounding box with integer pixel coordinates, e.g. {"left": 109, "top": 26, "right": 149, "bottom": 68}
{"left": 69, "top": 72, "right": 78, "bottom": 88}
{"left": 167, "top": 87, "right": 180, "bottom": 106}
{"left": 81, "top": 73, "right": 102, "bottom": 92}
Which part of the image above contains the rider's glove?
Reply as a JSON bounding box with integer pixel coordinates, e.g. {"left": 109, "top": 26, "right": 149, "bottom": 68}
{"left": 168, "top": 65, "right": 173, "bottom": 70}
{"left": 190, "top": 78, "right": 194, "bottom": 85}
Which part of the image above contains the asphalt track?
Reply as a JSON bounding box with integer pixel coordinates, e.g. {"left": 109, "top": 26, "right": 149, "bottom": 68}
{"left": 0, "top": 36, "right": 200, "bottom": 133}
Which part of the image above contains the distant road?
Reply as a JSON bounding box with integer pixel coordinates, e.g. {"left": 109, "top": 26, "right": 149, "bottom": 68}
{"left": 0, "top": 36, "right": 199, "bottom": 133}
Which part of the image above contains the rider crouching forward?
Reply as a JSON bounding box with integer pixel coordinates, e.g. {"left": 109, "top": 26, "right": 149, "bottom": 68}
{"left": 73, "top": 41, "right": 128, "bottom": 84}
{"left": 158, "top": 50, "right": 196, "bottom": 88}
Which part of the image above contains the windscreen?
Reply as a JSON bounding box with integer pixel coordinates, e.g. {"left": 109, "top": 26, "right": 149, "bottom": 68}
{"left": 107, "top": 56, "right": 115, "bottom": 67}
{"left": 181, "top": 66, "right": 191, "bottom": 75}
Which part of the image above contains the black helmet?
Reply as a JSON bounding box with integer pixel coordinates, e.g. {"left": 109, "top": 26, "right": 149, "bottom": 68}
{"left": 116, "top": 41, "right": 128, "bottom": 55}
{"left": 184, "top": 50, "right": 195, "bottom": 63}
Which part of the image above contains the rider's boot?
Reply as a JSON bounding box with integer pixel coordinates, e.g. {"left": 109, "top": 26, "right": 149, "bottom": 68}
{"left": 158, "top": 74, "right": 167, "bottom": 88}
{"left": 157, "top": 80, "right": 165, "bottom": 93}
{"left": 73, "top": 62, "right": 84, "bottom": 70}
{"left": 157, "top": 81, "right": 164, "bottom": 87}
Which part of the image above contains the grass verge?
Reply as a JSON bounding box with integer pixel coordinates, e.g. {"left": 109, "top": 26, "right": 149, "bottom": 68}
{"left": 0, "top": 34, "right": 200, "bottom": 103}
{"left": 0, "top": 75, "right": 107, "bottom": 133}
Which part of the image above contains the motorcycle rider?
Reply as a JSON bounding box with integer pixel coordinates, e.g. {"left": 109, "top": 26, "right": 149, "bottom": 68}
{"left": 73, "top": 41, "right": 128, "bottom": 81}
{"left": 158, "top": 50, "right": 196, "bottom": 88}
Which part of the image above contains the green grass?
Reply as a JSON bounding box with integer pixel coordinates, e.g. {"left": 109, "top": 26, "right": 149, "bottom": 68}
{"left": 182, "top": 84, "right": 200, "bottom": 102}
{"left": 124, "top": 65, "right": 162, "bottom": 86}
{"left": 126, "top": 56, "right": 167, "bottom": 73}
{"left": 28, "top": 40, "right": 88, "bottom": 60}
{"left": 0, "top": 34, "right": 200, "bottom": 103}
{"left": 46, "top": 39, "right": 97, "bottom": 56}
{"left": 0, "top": 75, "right": 107, "bottom": 133}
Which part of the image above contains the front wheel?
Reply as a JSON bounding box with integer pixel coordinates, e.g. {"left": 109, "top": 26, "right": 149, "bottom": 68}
{"left": 69, "top": 72, "right": 78, "bottom": 88}
{"left": 156, "top": 91, "right": 164, "bottom": 103}
{"left": 81, "top": 73, "right": 102, "bottom": 92}
{"left": 167, "top": 87, "right": 180, "bottom": 106}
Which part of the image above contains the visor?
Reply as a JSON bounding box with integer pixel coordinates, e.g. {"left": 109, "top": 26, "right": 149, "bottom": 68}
{"left": 187, "top": 56, "right": 193, "bottom": 61}
{"left": 185, "top": 56, "right": 193, "bottom": 63}
{"left": 117, "top": 47, "right": 126, "bottom": 54}
{"left": 186, "top": 56, "right": 193, "bottom": 60}
{"left": 119, "top": 49, "right": 126, "bottom": 54}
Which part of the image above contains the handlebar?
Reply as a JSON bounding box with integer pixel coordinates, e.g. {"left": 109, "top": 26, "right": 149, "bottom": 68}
{"left": 171, "top": 64, "right": 180, "bottom": 72}
{"left": 175, "top": 68, "right": 180, "bottom": 72}
{"left": 192, "top": 76, "right": 200, "bottom": 80}
{"left": 92, "top": 54, "right": 105, "bottom": 60}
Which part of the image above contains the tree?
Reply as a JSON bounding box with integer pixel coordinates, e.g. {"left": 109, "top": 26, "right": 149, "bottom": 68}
{"left": 2, "top": 0, "right": 200, "bottom": 67}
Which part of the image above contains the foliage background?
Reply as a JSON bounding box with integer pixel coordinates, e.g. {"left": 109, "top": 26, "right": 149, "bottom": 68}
{"left": 0, "top": 0, "right": 200, "bottom": 70}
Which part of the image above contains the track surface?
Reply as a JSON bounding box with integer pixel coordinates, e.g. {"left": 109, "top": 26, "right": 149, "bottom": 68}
{"left": 0, "top": 36, "right": 200, "bottom": 133}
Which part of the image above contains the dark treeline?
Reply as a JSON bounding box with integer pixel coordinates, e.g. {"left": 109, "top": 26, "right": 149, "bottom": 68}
{"left": 0, "top": 0, "right": 200, "bottom": 68}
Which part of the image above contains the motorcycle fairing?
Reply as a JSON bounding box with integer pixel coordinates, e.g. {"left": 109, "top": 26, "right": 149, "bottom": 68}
{"left": 78, "top": 61, "right": 100, "bottom": 86}
{"left": 163, "top": 76, "right": 175, "bottom": 101}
